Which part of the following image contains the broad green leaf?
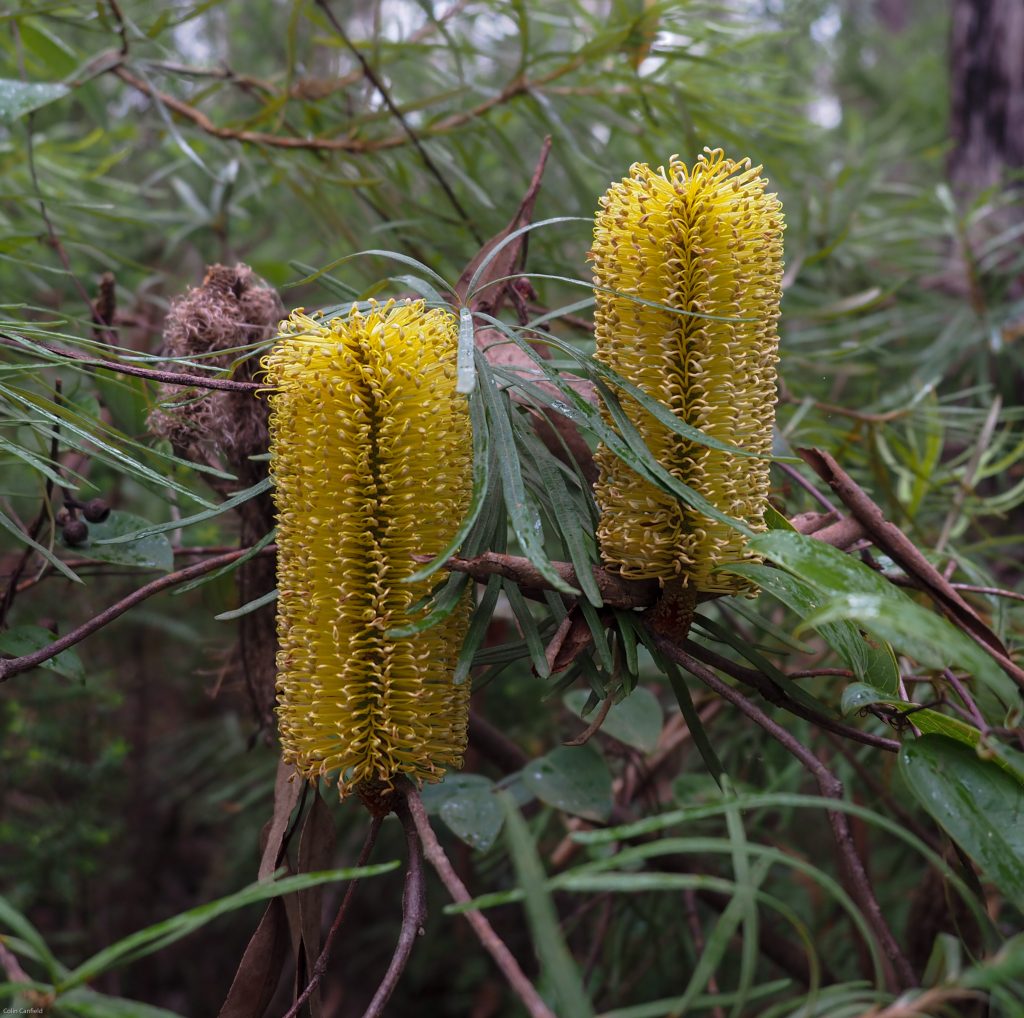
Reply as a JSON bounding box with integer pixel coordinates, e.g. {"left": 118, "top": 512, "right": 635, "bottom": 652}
{"left": 0, "top": 625, "right": 84, "bottom": 681}
{"left": 803, "top": 593, "right": 1010, "bottom": 700}
{"left": 728, "top": 561, "right": 900, "bottom": 695}
{"left": 521, "top": 745, "right": 612, "bottom": 822}
{"left": 420, "top": 774, "right": 503, "bottom": 852}
{"left": 563, "top": 687, "right": 663, "bottom": 754}
{"left": 748, "top": 532, "right": 1009, "bottom": 698}
{"left": 900, "top": 735, "right": 1024, "bottom": 911}
{"left": 0, "top": 79, "right": 69, "bottom": 122}
{"left": 68, "top": 511, "right": 173, "bottom": 572}
{"left": 840, "top": 683, "right": 987, "bottom": 751}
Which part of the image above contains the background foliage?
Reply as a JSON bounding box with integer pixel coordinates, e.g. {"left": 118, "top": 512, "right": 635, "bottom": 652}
{"left": 1, "top": 1, "right": 1022, "bottom": 1016}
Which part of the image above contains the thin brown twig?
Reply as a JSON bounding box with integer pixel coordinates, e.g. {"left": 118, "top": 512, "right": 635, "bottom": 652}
{"left": 314, "top": 0, "right": 482, "bottom": 245}
{"left": 648, "top": 631, "right": 916, "bottom": 992}
{"left": 951, "top": 582, "right": 1024, "bottom": 603}
{"left": 283, "top": 816, "right": 383, "bottom": 1018}
{"left": 403, "top": 782, "right": 556, "bottom": 1018}
{"left": 0, "top": 333, "right": 261, "bottom": 392}
{"left": 682, "top": 640, "right": 901, "bottom": 754}
{"left": 0, "top": 940, "right": 32, "bottom": 987}
{"left": 564, "top": 693, "right": 613, "bottom": 746}
{"left": 108, "top": 48, "right": 585, "bottom": 156}
{"left": 942, "top": 668, "right": 989, "bottom": 732}
{"left": 0, "top": 546, "right": 273, "bottom": 683}
{"left": 800, "top": 446, "right": 1024, "bottom": 692}
{"left": 360, "top": 799, "right": 427, "bottom": 1018}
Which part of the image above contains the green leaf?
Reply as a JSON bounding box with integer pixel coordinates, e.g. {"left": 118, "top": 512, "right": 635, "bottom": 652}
{"left": 803, "top": 592, "right": 1010, "bottom": 700}
{"left": 840, "top": 683, "right": 989, "bottom": 751}
{"left": 0, "top": 625, "right": 84, "bottom": 681}
{"left": 499, "top": 793, "right": 594, "bottom": 1018}
{"left": 563, "top": 687, "right": 663, "bottom": 754}
{"left": 747, "top": 532, "right": 1010, "bottom": 698}
{"left": 68, "top": 512, "right": 173, "bottom": 572}
{"left": 0, "top": 79, "right": 69, "bottom": 122}
{"left": 94, "top": 478, "right": 273, "bottom": 545}
{"left": 900, "top": 735, "right": 1024, "bottom": 910}
{"left": 215, "top": 588, "right": 278, "bottom": 621}
{"left": 56, "top": 865, "right": 399, "bottom": 992}
{"left": 420, "top": 774, "right": 503, "bottom": 852}
{"left": 58, "top": 988, "right": 187, "bottom": 1018}
{"left": 0, "top": 895, "right": 62, "bottom": 981}
{"left": 521, "top": 745, "right": 612, "bottom": 822}
{"left": 728, "top": 561, "right": 900, "bottom": 695}
{"left": 475, "top": 351, "right": 577, "bottom": 595}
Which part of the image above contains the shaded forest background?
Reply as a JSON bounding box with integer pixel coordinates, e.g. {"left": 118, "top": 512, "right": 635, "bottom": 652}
{"left": 1, "top": 1, "right": 1023, "bottom": 1016}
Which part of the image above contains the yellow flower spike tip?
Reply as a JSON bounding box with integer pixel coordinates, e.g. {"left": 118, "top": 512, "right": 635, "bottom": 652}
{"left": 263, "top": 299, "right": 473, "bottom": 797}
{"left": 590, "top": 148, "right": 784, "bottom": 593}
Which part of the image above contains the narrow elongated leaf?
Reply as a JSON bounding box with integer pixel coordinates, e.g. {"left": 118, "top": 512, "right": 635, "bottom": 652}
{"left": 0, "top": 506, "right": 81, "bottom": 584}
{"left": 57, "top": 866, "right": 399, "bottom": 991}
{"left": 476, "top": 351, "right": 577, "bottom": 594}
{"left": 499, "top": 793, "right": 594, "bottom": 1018}
{"left": 96, "top": 478, "right": 273, "bottom": 544}
{"left": 215, "top": 588, "right": 279, "bottom": 621}
{"left": 0, "top": 896, "right": 61, "bottom": 981}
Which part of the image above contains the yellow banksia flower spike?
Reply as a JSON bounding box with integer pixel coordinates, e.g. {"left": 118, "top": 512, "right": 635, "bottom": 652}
{"left": 590, "top": 148, "right": 784, "bottom": 593}
{"left": 263, "top": 299, "right": 473, "bottom": 797}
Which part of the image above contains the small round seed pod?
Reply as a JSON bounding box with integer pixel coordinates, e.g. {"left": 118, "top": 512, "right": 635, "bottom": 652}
{"left": 82, "top": 499, "right": 111, "bottom": 523}
{"left": 62, "top": 518, "right": 89, "bottom": 546}
{"left": 263, "top": 300, "right": 473, "bottom": 797}
{"left": 590, "top": 148, "right": 784, "bottom": 593}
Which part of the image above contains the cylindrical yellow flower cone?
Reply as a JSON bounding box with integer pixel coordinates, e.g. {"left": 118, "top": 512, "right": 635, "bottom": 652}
{"left": 263, "top": 300, "right": 473, "bottom": 797}
{"left": 590, "top": 148, "right": 784, "bottom": 593}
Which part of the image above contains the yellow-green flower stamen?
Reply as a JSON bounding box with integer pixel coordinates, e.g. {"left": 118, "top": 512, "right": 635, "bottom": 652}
{"left": 591, "top": 148, "right": 784, "bottom": 593}
{"left": 263, "top": 300, "right": 473, "bottom": 796}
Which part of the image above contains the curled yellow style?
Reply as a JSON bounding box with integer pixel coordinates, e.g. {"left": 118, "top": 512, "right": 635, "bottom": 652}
{"left": 263, "top": 300, "right": 473, "bottom": 796}
{"left": 591, "top": 148, "right": 784, "bottom": 593}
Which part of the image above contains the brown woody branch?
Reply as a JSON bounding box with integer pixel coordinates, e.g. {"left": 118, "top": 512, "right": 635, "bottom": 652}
{"left": 0, "top": 333, "right": 261, "bottom": 393}
{"left": 800, "top": 446, "right": 1024, "bottom": 692}
{"left": 403, "top": 783, "right": 556, "bottom": 1018}
{"left": 109, "top": 54, "right": 583, "bottom": 155}
{"left": 359, "top": 799, "right": 427, "bottom": 1018}
{"left": 0, "top": 546, "right": 275, "bottom": 683}
{"left": 647, "top": 631, "right": 916, "bottom": 992}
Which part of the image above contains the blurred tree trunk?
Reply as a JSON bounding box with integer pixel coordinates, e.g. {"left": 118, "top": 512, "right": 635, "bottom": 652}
{"left": 948, "top": 0, "right": 1024, "bottom": 197}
